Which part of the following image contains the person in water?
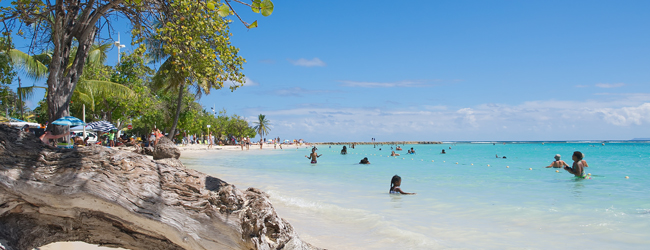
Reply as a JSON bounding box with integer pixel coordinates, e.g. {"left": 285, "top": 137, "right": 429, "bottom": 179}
{"left": 341, "top": 146, "right": 347, "bottom": 155}
{"left": 389, "top": 175, "right": 415, "bottom": 195}
{"left": 396, "top": 146, "right": 402, "bottom": 151}
{"left": 305, "top": 147, "right": 322, "bottom": 164}
{"left": 564, "top": 151, "right": 589, "bottom": 178}
{"left": 546, "top": 154, "right": 569, "bottom": 168}
{"left": 410, "top": 147, "right": 415, "bottom": 154}
{"left": 441, "top": 149, "right": 446, "bottom": 154}
{"left": 359, "top": 157, "right": 370, "bottom": 164}
{"left": 391, "top": 151, "right": 400, "bottom": 156}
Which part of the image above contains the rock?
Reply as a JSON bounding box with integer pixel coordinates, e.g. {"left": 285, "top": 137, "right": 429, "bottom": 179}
{"left": 153, "top": 137, "right": 180, "bottom": 160}
{"left": 143, "top": 146, "right": 154, "bottom": 156}
{"left": 0, "top": 125, "right": 318, "bottom": 250}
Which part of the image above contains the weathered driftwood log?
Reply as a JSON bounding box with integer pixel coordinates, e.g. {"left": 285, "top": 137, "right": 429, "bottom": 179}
{"left": 0, "top": 125, "right": 317, "bottom": 250}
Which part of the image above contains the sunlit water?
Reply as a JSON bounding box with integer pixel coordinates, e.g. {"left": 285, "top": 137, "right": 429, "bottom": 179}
{"left": 182, "top": 142, "right": 650, "bottom": 249}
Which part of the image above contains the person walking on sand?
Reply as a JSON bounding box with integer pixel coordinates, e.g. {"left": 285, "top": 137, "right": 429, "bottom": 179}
{"left": 305, "top": 147, "right": 322, "bottom": 164}
{"left": 207, "top": 132, "right": 213, "bottom": 149}
{"left": 546, "top": 154, "right": 569, "bottom": 168}
{"left": 564, "top": 151, "right": 589, "bottom": 178}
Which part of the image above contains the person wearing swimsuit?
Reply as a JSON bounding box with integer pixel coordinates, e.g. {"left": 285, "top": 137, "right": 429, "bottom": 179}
{"left": 564, "top": 151, "right": 589, "bottom": 178}
{"left": 389, "top": 175, "right": 416, "bottom": 195}
{"left": 306, "top": 147, "right": 322, "bottom": 164}
{"left": 546, "top": 154, "right": 569, "bottom": 168}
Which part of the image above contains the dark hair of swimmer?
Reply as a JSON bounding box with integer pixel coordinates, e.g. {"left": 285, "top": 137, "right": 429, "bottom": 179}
{"left": 573, "top": 151, "right": 583, "bottom": 160}
{"left": 390, "top": 175, "right": 401, "bottom": 192}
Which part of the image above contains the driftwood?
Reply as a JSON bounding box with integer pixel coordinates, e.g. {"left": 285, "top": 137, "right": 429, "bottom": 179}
{"left": 0, "top": 125, "right": 317, "bottom": 250}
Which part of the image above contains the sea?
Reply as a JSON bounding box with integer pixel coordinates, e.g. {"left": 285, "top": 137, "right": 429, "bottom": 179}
{"left": 181, "top": 142, "right": 650, "bottom": 250}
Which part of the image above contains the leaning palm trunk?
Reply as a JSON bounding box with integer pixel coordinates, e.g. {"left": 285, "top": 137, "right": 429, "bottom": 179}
{"left": 168, "top": 82, "right": 185, "bottom": 140}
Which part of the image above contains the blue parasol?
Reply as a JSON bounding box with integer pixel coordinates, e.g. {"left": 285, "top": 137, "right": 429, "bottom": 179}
{"left": 52, "top": 116, "right": 85, "bottom": 126}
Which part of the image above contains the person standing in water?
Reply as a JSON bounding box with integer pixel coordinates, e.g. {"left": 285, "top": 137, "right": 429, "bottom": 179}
{"left": 306, "top": 147, "right": 322, "bottom": 164}
{"left": 546, "top": 154, "right": 569, "bottom": 168}
{"left": 389, "top": 175, "right": 416, "bottom": 195}
{"left": 564, "top": 151, "right": 589, "bottom": 178}
{"left": 341, "top": 145, "right": 347, "bottom": 155}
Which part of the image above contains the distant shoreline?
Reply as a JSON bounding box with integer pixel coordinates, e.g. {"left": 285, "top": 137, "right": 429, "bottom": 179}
{"left": 312, "top": 141, "right": 442, "bottom": 145}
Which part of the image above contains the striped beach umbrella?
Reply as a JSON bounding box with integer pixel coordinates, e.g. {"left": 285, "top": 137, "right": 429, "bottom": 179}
{"left": 51, "top": 116, "right": 85, "bottom": 126}
{"left": 87, "top": 121, "right": 118, "bottom": 132}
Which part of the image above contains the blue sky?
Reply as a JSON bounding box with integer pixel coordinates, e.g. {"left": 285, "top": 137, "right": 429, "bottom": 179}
{"left": 9, "top": 0, "right": 650, "bottom": 141}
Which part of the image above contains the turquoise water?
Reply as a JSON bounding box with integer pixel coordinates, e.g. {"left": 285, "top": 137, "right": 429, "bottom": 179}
{"left": 182, "top": 142, "right": 650, "bottom": 249}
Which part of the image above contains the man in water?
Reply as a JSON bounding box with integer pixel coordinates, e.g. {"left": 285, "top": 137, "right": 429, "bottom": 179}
{"left": 359, "top": 157, "right": 370, "bottom": 164}
{"left": 546, "top": 154, "right": 569, "bottom": 168}
{"left": 306, "top": 147, "right": 322, "bottom": 164}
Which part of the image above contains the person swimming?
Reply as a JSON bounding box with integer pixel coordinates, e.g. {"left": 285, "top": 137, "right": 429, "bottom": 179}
{"left": 546, "top": 154, "right": 569, "bottom": 168}
{"left": 410, "top": 147, "right": 415, "bottom": 154}
{"left": 441, "top": 149, "right": 446, "bottom": 154}
{"left": 396, "top": 146, "right": 402, "bottom": 151}
{"left": 389, "top": 175, "right": 415, "bottom": 195}
{"left": 341, "top": 145, "right": 347, "bottom": 155}
{"left": 391, "top": 151, "right": 400, "bottom": 156}
{"left": 359, "top": 157, "right": 370, "bottom": 164}
{"left": 564, "top": 151, "right": 589, "bottom": 178}
{"left": 305, "top": 147, "right": 322, "bottom": 164}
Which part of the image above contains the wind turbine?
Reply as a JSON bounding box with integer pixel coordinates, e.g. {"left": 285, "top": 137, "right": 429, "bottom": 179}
{"left": 114, "top": 33, "right": 126, "bottom": 63}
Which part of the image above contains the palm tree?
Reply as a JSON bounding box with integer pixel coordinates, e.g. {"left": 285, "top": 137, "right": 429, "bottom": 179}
{"left": 253, "top": 114, "right": 271, "bottom": 149}
{"left": 146, "top": 29, "right": 222, "bottom": 140}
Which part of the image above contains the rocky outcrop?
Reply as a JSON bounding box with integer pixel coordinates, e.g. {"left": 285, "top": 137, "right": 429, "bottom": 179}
{"left": 0, "top": 125, "right": 317, "bottom": 250}
{"left": 153, "top": 137, "right": 180, "bottom": 160}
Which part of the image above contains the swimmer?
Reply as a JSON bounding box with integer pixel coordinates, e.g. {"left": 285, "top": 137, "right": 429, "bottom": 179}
{"left": 396, "top": 146, "right": 402, "bottom": 151}
{"left": 359, "top": 157, "right": 370, "bottom": 164}
{"left": 389, "top": 175, "right": 415, "bottom": 195}
{"left": 391, "top": 151, "right": 400, "bottom": 156}
{"left": 546, "top": 154, "right": 569, "bottom": 168}
{"left": 410, "top": 147, "right": 415, "bottom": 154}
{"left": 305, "top": 147, "right": 322, "bottom": 164}
{"left": 564, "top": 151, "right": 589, "bottom": 178}
{"left": 341, "top": 145, "right": 347, "bottom": 155}
{"left": 441, "top": 149, "right": 446, "bottom": 154}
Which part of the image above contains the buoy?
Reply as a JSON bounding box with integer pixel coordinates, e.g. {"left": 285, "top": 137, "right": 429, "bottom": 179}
{"left": 456, "top": 162, "right": 458, "bottom": 164}
{"left": 625, "top": 176, "right": 629, "bottom": 179}
{"left": 402, "top": 158, "right": 405, "bottom": 159}
{"left": 443, "top": 161, "right": 445, "bottom": 163}
{"left": 487, "top": 164, "right": 490, "bottom": 167}
{"left": 588, "top": 173, "right": 591, "bottom": 176}
{"left": 431, "top": 160, "right": 434, "bottom": 162}
{"left": 506, "top": 166, "right": 509, "bottom": 168}
{"left": 471, "top": 163, "right": 474, "bottom": 165}
{"left": 556, "top": 170, "right": 559, "bottom": 173}
{"left": 529, "top": 168, "right": 532, "bottom": 170}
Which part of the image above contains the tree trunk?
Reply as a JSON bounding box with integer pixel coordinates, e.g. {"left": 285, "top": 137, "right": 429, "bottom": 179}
{"left": 168, "top": 83, "right": 184, "bottom": 139}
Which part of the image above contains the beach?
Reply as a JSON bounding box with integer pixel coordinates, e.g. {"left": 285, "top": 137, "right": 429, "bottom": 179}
{"left": 180, "top": 142, "right": 650, "bottom": 250}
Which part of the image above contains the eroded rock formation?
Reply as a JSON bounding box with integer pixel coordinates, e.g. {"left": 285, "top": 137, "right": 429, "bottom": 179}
{"left": 0, "top": 125, "right": 317, "bottom": 250}
{"left": 153, "top": 137, "right": 180, "bottom": 160}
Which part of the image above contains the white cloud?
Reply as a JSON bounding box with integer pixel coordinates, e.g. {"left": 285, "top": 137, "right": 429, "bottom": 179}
{"left": 248, "top": 94, "right": 650, "bottom": 141}
{"left": 288, "top": 58, "right": 326, "bottom": 67}
{"left": 596, "top": 83, "right": 625, "bottom": 88}
{"left": 338, "top": 80, "right": 428, "bottom": 88}
{"left": 226, "top": 76, "right": 258, "bottom": 88}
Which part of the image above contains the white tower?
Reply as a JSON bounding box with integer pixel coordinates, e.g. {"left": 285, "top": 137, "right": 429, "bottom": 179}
{"left": 114, "top": 33, "right": 126, "bottom": 63}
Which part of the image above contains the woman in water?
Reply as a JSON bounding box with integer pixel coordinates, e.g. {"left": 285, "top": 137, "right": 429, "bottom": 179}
{"left": 389, "top": 175, "right": 416, "bottom": 195}
{"left": 564, "top": 151, "right": 589, "bottom": 178}
{"left": 341, "top": 145, "right": 347, "bottom": 155}
{"left": 305, "top": 147, "right": 322, "bottom": 164}
{"left": 359, "top": 157, "right": 370, "bottom": 164}
{"left": 390, "top": 151, "right": 400, "bottom": 156}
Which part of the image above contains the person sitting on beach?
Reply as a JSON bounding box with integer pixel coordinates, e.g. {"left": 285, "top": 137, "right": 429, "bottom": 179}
{"left": 391, "top": 151, "right": 400, "bottom": 156}
{"left": 359, "top": 157, "right": 370, "bottom": 164}
{"left": 546, "top": 154, "right": 569, "bottom": 168}
{"left": 306, "top": 147, "right": 322, "bottom": 164}
{"left": 564, "top": 151, "right": 589, "bottom": 178}
{"left": 39, "top": 131, "right": 67, "bottom": 145}
{"left": 396, "top": 146, "right": 402, "bottom": 151}
{"left": 441, "top": 149, "right": 446, "bottom": 154}
{"left": 341, "top": 146, "right": 347, "bottom": 155}
{"left": 389, "top": 175, "right": 415, "bottom": 195}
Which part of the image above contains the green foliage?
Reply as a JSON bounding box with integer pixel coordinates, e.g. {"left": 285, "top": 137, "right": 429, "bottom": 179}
{"left": 0, "top": 38, "right": 16, "bottom": 86}
{"left": 253, "top": 114, "right": 271, "bottom": 140}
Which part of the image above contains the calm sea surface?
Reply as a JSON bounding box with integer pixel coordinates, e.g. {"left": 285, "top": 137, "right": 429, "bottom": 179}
{"left": 182, "top": 142, "right": 650, "bottom": 249}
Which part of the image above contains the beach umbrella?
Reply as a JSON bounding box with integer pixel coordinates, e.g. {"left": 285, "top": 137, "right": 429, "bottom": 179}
{"left": 86, "top": 120, "right": 117, "bottom": 132}
{"left": 52, "top": 116, "right": 85, "bottom": 126}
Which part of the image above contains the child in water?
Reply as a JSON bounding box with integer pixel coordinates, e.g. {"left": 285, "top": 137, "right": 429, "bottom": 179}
{"left": 305, "top": 147, "right": 322, "bottom": 164}
{"left": 389, "top": 175, "right": 416, "bottom": 195}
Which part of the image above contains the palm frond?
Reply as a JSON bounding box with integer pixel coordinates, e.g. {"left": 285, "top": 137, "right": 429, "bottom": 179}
{"left": 17, "top": 85, "right": 47, "bottom": 100}
{"left": 80, "top": 80, "right": 135, "bottom": 98}
{"left": 7, "top": 49, "right": 49, "bottom": 80}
